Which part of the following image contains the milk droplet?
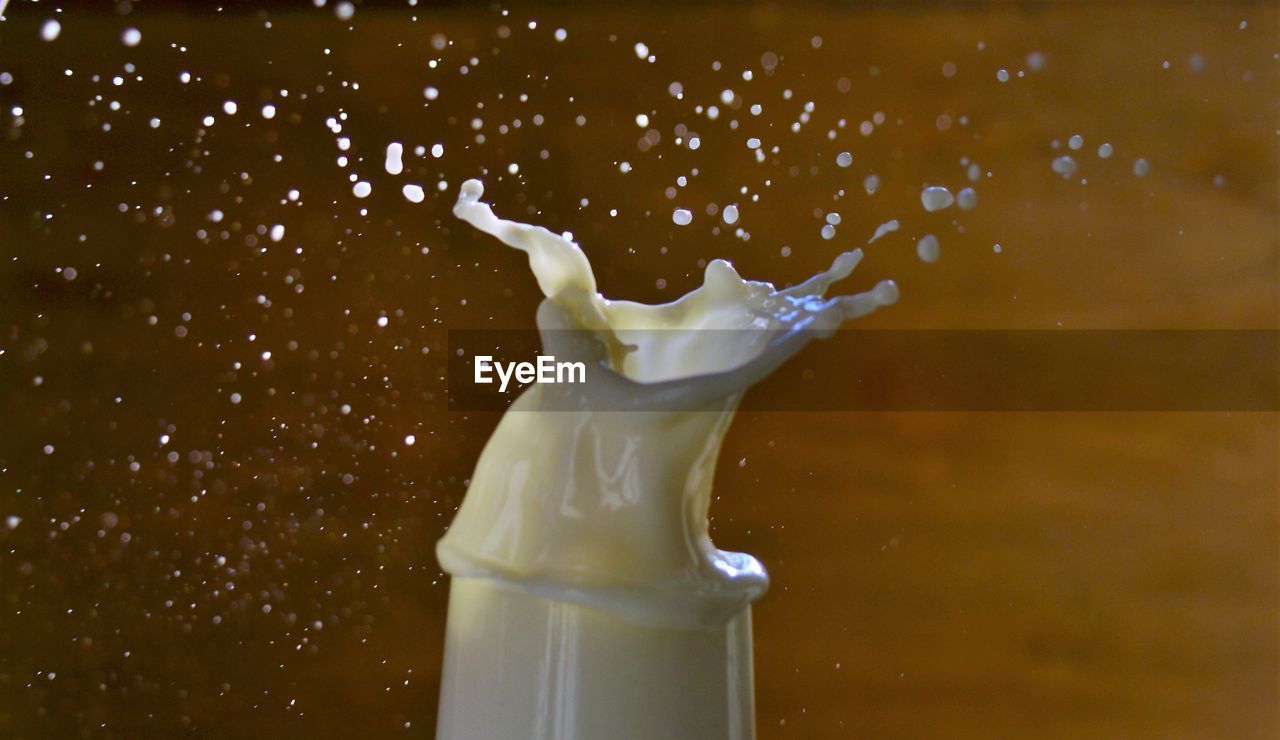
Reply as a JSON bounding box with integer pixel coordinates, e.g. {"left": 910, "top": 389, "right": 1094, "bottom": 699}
{"left": 554, "top": 28, "right": 567, "bottom": 42}
{"left": 384, "top": 142, "right": 404, "bottom": 175}
{"left": 431, "top": 143, "right": 444, "bottom": 158}
{"left": 920, "top": 186, "right": 954, "bottom": 211}
{"left": 634, "top": 42, "right": 649, "bottom": 60}
{"left": 5, "top": 516, "right": 19, "bottom": 530}
{"left": 836, "top": 152, "right": 853, "bottom": 168}
{"left": 672, "top": 209, "right": 693, "bottom": 226}
{"left": 335, "top": 1, "right": 355, "bottom": 21}
{"left": 121, "top": 27, "right": 142, "bottom": 47}
{"left": 1133, "top": 158, "right": 1150, "bottom": 177}
{"left": 869, "top": 219, "right": 899, "bottom": 243}
{"left": 864, "top": 174, "right": 880, "bottom": 195}
{"left": 1068, "top": 134, "right": 1084, "bottom": 150}
{"left": 1026, "top": 51, "right": 1046, "bottom": 71}
{"left": 222, "top": 100, "right": 238, "bottom": 115}
{"left": 956, "top": 187, "right": 977, "bottom": 211}
{"left": 916, "top": 234, "right": 940, "bottom": 263}
{"left": 423, "top": 86, "right": 439, "bottom": 100}
{"left": 722, "top": 204, "right": 739, "bottom": 225}
{"left": 1052, "top": 155, "right": 1077, "bottom": 177}
{"left": 41, "top": 19, "right": 61, "bottom": 42}
{"left": 269, "top": 224, "right": 285, "bottom": 242}
{"left": 821, "top": 224, "right": 837, "bottom": 240}
{"left": 996, "top": 68, "right": 1010, "bottom": 82}
{"left": 353, "top": 181, "right": 372, "bottom": 198}
{"left": 636, "top": 113, "right": 650, "bottom": 127}
{"left": 1097, "top": 142, "right": 1113, "bottom": 159}
{"left": 403, "top": 184, "right": 425, "bottom": 203}
{"left": 262, "top": 104, "right": 276, "bottom": 120}
{"left": 404, "top": 434, "right": 416, "bottom": 446}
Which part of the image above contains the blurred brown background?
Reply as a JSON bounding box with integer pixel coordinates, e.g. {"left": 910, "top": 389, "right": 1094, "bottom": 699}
{"left": 0, "top": 2, "right": 1276, "bottom": 738}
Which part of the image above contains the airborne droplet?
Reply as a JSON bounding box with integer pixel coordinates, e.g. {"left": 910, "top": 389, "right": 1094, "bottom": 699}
{"left": 920, "top": 186, "right": 954, "bottom": 212}
{"left": 385, "top": 142, "right": 404, "bottom": 175}
{"left": 916, "top": 234, "right": 940, "bottom": 263}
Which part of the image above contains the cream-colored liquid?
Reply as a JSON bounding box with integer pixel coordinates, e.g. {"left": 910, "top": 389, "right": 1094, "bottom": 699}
{"left": 436, "top": 179, "right": 897, "bottom": 739}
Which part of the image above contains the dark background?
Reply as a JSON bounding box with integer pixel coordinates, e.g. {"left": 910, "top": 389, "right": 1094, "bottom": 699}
{"left": 0, "top": 1, "right": 1276, "bottom": 737}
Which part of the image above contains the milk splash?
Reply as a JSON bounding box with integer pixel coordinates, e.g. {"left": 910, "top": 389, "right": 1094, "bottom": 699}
{"left": 437, "top": 179, "right": 899, "bottom": 630}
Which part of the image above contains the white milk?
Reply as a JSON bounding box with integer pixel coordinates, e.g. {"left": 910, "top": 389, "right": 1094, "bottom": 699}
{"left": 436, "top": 180, "right": 898, "bottom": 740}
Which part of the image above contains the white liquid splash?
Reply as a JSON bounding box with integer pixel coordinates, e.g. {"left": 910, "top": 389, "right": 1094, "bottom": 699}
{"left": 438, "top": 179, "right": 898, "bottom": 630}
